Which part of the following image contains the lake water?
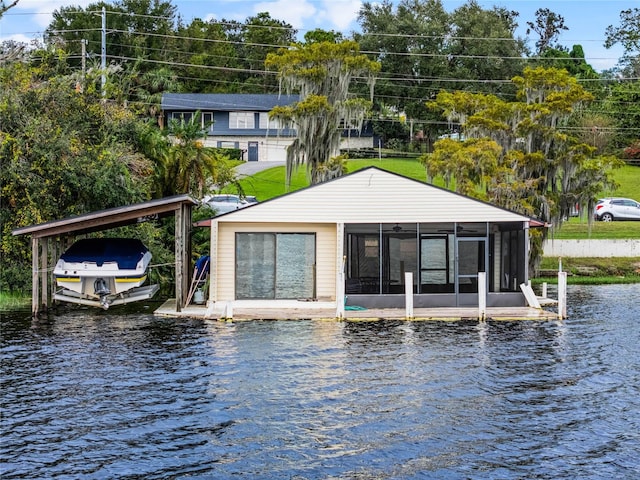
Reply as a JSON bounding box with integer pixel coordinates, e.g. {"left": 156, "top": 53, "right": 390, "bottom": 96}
{"left": 1, "top": 284, "right": 639, "bottom": 479}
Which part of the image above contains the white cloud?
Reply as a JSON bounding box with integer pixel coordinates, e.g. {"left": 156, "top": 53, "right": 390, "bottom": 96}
{"left": 317, "top": 0, "right": 361, "bottom": 31}
{"left": 0, "top": 32, "right": 33, "bottom": 44}
{"left": 252, "top": 0, "right": 317, "bottom": 30}
{"left": 15, "top": 0, "right": 95, "bottom": 28}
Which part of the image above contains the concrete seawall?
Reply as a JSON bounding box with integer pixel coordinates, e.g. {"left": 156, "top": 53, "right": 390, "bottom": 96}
{"left": 543, "top": 239, "right": 640, "bottom": 257}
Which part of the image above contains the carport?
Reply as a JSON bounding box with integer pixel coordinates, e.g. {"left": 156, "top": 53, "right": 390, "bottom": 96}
{"left": 11, "top": 195, "right": 197, "bottom": 316}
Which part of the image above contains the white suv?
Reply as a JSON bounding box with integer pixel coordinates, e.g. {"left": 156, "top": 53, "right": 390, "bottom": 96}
{"left": 594, "top": 197, "right": 640, "bottom": 221}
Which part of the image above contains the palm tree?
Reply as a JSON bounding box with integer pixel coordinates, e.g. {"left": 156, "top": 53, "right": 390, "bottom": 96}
{"left": 137, "top": 122, "right": 172, "bottom": 198}
{"left": 167, "top": 114, "right": 238, "bottom": 198}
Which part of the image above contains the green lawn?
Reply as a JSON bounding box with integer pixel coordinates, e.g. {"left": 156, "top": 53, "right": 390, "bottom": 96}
{"left": 553, "top": 164, "right": 640, "bottom": 239}
{"left": 234, "top": 158, "right": 439, "bottom": 200}
{"left": 232, "top": 158, "right": 640, "bottom": 240}
{"left": 550, "top": 220, "right": 640, "bottom": 239}
{"left": 607, "top": 165, "right": 640, "bottom": 200}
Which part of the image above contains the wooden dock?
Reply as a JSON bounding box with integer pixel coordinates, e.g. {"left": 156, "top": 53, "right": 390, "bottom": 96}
{"left": 155, "top": 299, "right": 560, "bottom": 321}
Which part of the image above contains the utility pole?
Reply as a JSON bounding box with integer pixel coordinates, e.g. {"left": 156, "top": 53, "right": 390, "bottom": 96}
{"left": 101, "top": 6, "right": 106, "bottom": 97}
{"left": 81, "top": 39, "right": 87, "bottom": 78}
{"left": 75, "top": 39, "right": 87, "bottom": 93}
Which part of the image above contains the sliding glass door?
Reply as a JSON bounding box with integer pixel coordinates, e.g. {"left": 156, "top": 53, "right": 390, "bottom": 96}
{"left": 235, "top": 233, "right": 316, "bottom": 299}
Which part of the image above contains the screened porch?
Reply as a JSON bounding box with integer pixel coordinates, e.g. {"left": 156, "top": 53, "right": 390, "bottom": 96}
{"left": 344, "top": 221, "right": 529, "bottom": 308}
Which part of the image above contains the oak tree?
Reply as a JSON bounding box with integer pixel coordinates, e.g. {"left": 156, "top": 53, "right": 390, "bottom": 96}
{"left": 266, "top": 40, "right": 380, "bottom": 185}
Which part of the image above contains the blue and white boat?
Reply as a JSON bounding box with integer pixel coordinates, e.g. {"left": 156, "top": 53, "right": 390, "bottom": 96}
{"left": 53, "top": 238, "right": 159, "bottom": 309}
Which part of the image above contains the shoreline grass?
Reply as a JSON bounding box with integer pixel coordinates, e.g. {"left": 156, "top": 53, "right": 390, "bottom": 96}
{"left": 536, "top": 256, "right": 640, "bottom": 284}
{"left": 0, "top": 291, "right": 31, "bottom": 311}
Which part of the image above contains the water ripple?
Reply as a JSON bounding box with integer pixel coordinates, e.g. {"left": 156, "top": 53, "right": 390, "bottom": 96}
{"left": 2, "top": 285, "right": 639, "bottom": 479}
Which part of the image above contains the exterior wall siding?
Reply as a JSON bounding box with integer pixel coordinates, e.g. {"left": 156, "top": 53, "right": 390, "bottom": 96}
{"left": 543, "top": 238, "right": 640, "bottom": 257}
{"left": 203, "top": 136, "right": 294, "bottom": 162}
{"left": 340, "top": 135, "right": 374, "bottom": 149}
{"left": 215, "top": 222, "right": 337, "bottom": 301}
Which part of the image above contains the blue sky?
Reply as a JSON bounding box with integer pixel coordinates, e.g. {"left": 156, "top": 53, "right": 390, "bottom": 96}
{"left": 1, "top": 0, "right": 630, "bottom": 71}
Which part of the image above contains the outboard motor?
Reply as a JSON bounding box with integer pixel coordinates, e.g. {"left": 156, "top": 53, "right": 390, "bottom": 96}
{"left": 94, "top": 278, "right": 111, "bottom": 309}
{"left": 94, "top": 278, "right": 110, "bottom": 296}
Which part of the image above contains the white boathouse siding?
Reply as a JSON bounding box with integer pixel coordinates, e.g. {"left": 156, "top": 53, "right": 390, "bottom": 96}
{"left": 215, "top": 222, "right": 337, "bottom": 301}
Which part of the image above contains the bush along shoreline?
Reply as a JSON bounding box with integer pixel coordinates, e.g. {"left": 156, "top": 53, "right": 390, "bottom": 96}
{"left": 534, "top": 257, "right": 640, "bottom": 284}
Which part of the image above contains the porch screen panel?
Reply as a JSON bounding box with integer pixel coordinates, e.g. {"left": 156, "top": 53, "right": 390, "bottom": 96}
{"left": 420, "top": 235, "right": 454, "bottom": 293}
{"left": 275, "top": 234, "right": 316, "bottom": 299}
{"left": 458, "top": 240, "right": 485, "bottom": 275}
{"left": 236, "top": 233, "right": 275, "bottom": 299}
{"left": 346, "top": 233, "right": 380, "bottom": 294}
{"left": 384, "top": 234, "right": 417, "bottom": 293}
{"left": 457, "top": 240, "right": 485, "bottom": 294}
{"left": 500, "top": 230, "right": 523, "bottom": 292}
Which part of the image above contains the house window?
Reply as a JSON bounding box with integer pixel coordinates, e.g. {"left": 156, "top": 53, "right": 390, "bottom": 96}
{"left": 235, "top": 233, "right": 316, "bottom": 299}
{"left": 202, "top": 112, "right": 214, "bottom": 130}
{"left": 338, "top": 118, "right": 357, "bottom": 130}
{"left": 258, "top": 112, "right": 281, "bottom": 130}
{"left": 171, "top": 112, "right": 193, "bottom": 124}
{"left": 171, "top": 111, "right": 213, "bottom": 130}
{"left": 229, "top": 111, "right": 255, "bottom": 129}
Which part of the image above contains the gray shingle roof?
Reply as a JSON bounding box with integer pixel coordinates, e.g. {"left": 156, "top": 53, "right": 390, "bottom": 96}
{"left": 161, "top": 93, "right": 299, "bottom": 111}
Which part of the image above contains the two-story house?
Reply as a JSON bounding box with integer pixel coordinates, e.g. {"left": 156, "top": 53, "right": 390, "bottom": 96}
{"left": 160, "top": 93, "right": 375, "bottom": 162}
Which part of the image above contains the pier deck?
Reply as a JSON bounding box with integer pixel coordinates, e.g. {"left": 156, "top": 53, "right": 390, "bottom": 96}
{"left": 155, "top": 299, "right": 560, "bottom": 321}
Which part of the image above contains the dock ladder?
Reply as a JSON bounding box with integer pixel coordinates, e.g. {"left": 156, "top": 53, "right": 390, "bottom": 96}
{"left": 186, "top": 255, "right": 210, "bottom": 305}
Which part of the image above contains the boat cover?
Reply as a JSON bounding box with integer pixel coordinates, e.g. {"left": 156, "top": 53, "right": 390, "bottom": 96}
{"left": 60, "top": 238, "right": 149, "bottom": 269}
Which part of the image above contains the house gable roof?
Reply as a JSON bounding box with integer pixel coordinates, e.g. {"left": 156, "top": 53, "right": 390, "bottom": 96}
{"left": 161, "top": 93, "right": 299, "bottom": 112}
{"left": 213, "top": 167, "right": 533, "bottom": 224}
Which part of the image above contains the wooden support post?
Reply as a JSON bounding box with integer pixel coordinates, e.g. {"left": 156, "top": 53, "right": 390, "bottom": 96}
{"left": 175, "top": 204, "right": 186, "bottom": 311}
{"left": 41, "top": 237, "right": 50, "bottom": 311}
{"left": 32, "top": 237, "right": 40, "bottom": 316}
{"left": 557, "top": 271, "right": 568, "bottom": 319}
{"left": 335, "top": 223, "right": 345, "bottom": 320}
{"left": 404, "top": 272, "right": 413, "bottom": 319}
{"left": 478, "top": 271, "right": 486, "bottom": 320}
{"left": 223, "top": 302, "right": 233, "bottom": 320}
{"left": 209, "top": 219, "right": 218, "bottom": 305}
{"left": 184, "top": 203, "right": 192, "bottom": 302}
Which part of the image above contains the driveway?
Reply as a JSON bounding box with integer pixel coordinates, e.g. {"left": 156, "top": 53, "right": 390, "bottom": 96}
{"left": 235, "top": 161, "right": 285, "bottom": 177}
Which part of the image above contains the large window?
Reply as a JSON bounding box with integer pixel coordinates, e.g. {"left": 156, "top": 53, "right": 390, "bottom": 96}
{"left": 229, "top": 112, "right": 255, "bottom": 129}
{"left": 258, "top": 112, "right": 281, "bottom": 130}
{"left": 171, "top": 111, "right": 213, "bottom": 130}
{"left": 170, "top": 112, "right": 193, "bottom": 123}
{"left": 235, "top": 233, "right": 316, "bottom": 299}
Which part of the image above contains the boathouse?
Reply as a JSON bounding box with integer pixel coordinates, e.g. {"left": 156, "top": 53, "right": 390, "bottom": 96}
{"left": 199, "top": 167, "right": 541, "bottom": 317}
{"left": 12, "top": 195, "right": 197, "bottom": 315}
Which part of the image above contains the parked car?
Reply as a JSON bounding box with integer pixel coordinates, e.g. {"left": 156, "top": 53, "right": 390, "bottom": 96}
{"left": 593, "top": 197, "right": 640, "bottom": 221}
{"left": 203, "top": 194, "right": 257, "bottom": 215}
